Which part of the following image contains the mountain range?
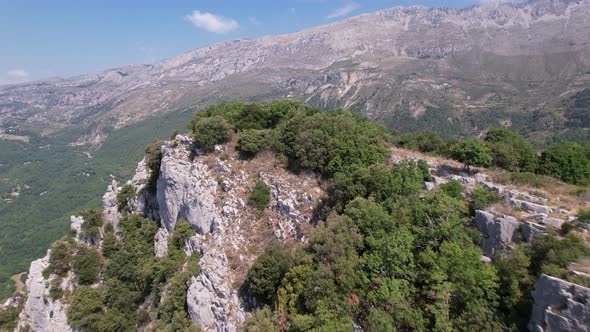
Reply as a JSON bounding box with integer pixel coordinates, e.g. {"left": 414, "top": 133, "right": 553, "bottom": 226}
{"left": 2, "top": 0, "right": 590, "bottom": 144}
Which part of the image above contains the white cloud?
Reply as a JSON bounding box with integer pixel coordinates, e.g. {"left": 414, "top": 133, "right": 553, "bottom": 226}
{"left": 0, "top": 69, "right": 30, "bottom": 86}
{"left": 185, "top": 10, "right": 239, "bottom": 34}
{"left": 326, "top": 2, "right": 360, "bottom": 19}
{"left": 7, "top": 69, "right": 28, "bottom": 78}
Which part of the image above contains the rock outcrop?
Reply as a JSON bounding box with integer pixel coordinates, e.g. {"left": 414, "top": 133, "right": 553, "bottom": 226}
{"left": 16, "top": 254, "right": 72, "bottom": 332}
{"left": 156, "top": 137, "right": 219, "bottom": 234}
{"left": 475, "top": 210, "right": 523, "bottom": 256}
{"left": 148, "top": 136, "right": 322, "bottom": 331}
{"left": 529, "top": 274, "right": 590, "bottom": 332}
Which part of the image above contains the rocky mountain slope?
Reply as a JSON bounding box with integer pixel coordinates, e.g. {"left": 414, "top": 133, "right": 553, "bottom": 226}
{"left": 2, "top": 0, "right": 590, "bottom": 142}
{"left": 6, "top": 134, "right": 590, "bottom": 331}
{"left": 10, "top": 134, "right": 324, "bottom": 331}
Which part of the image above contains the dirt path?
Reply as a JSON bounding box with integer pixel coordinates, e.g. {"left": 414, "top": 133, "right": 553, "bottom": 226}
{"left": 10, "top": 272, "right": 25, "bottom": 293}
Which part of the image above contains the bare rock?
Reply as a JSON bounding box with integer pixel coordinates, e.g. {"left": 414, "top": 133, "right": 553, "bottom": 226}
{"left": 17, "top": 253, "right": 72, "bottom": 332}
{"left": 529, "top": 274, "right": 590, "bottom": 332}
{"left": 474, "top": 210, "right": 522, "bottom": 256}
{"left": 102, "top": 179, "right": 122, "bottom": 229}
{"left": 509, "top": 198, "right": 554, "bottom": 215}
{"left": 154, "top": 228, "right": 169, "bottom": 258}
{"left": 156, "top": 138, "right": 219, "bottom": 234}
{"left": 186, "top": 249, "right": 244, "bottom": 332}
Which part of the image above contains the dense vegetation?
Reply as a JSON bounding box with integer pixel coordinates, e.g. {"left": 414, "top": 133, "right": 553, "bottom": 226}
{"left": 191, "top": 101, "right": 390, "bottom": 176}
{"left": 43, "top": 213, "right": 201, "bottom": 331}
{"left": 241, "top": 148, "right": 588, "bottom": 331}
{"left": 396, "top": 128, "right": 590, "bottom": 185}
{"left": 187, "top": 101, "right": 589, "bottom": 331}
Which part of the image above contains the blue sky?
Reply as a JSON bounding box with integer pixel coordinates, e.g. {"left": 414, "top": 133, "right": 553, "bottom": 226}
{"left": 0, "top": 0, "right": 481, "bottom": 84}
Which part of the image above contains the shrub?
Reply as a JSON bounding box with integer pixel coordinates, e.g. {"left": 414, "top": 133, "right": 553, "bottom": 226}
{"left": 560, "top": 222, "right": 575, "bottom": 235}
{"left": 67, "top": 286, "right": 104, "bottom": 330}
{"left": 417, "top": 159, "right": 432, "bottom": 181}
{"left": 244, "top": 307, "right": 279, "bottom": 332}
{"left": 190, "top": 115, "right": 230, "bottom": 152}
{"left": 237, "top": 129, "right": 272, "bottom": 156}
{"left": 440, "top": 180, "right": 463, "bottom": 200}
{"left": 44, "top": 240, "right": 73, "bottom": 278}
{"left": 248, "top": 180, "right": 271, "bottom": 212}
{"left": 144, "top": 140, "right": 163, "bottom": 192}
{"left": 469, "top": 186, "right": 501, "bottom": 213}
{"left": 72, "top": 247, "right": 102, "bottom": 285}
{"left": 245, "top": 241, "right": 292, "bottom": 306}
{"left": 577, "top": 209, "right": 590, "bottom": 223}
{"left": 49, "top": 278, "right": 64, "bottom": 300}
{"left": 116, "top": 184, "right": 135, "bottom": 212}
{"left": 169, "top": 219, "right": 194, "bottom": 253}
{"left": 449, "top": 139, "right": 492, "bottom": 169}
{"left": 79, "top": 209, "right": 104, "bottom": 243}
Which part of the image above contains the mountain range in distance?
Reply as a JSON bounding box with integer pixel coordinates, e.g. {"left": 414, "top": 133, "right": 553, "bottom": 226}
{"left": 1, "top": 0, "right": 590, "bottom": 146}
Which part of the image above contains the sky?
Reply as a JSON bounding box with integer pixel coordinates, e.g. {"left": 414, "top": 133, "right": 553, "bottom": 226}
{"left": 0, "top": 0, "right": 482, "bottom": 85}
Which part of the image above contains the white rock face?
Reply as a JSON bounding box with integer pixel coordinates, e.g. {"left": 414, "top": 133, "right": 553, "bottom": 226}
{"left": 529, "top": 274, "right": 590, "bottom": 332}
{"left": 187, "top": 251, "right": 245, "bottom": 332}
{"left": 150, "top": 136, "right": 321, "bottom": 331}
{"left": 154, "top": 228, "right": 169, "bottom": 258}
{"left": 17, "top": 254, "right": 72, "bottom": 332}
{"left": 103, "top": 179, "right": 121, "bottom": 229}
{"left": 156, "top": 137, "right": 219, "bottom": 234}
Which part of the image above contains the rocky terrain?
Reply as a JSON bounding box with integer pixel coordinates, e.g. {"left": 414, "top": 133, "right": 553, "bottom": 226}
{"left": 2, "top": 0, "right": 590, "bottom": 142}
{"left": 11, "top": 134, "right": 323, "bottom": 331}
{"left": 4, "top": 137, "right": 589, "bottom": 331}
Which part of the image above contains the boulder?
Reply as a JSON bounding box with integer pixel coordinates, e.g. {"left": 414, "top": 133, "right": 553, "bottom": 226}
{"left": 474, "top": 210, "right": 522, "bottom": 256}
{"left": 481, "top": 181, "right": 504, "bottom": 193}
{"left": 509, "top": 198, "right": 554, "bottom": 214}
{"left": 521, "top": 222, "right": 545, "bottom": 243}
{"left": 529, "top": 274, "right": 590, "bottom": 332}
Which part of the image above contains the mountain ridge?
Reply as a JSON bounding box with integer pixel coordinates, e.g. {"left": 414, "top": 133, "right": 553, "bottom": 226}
{"left": 2, "top": 0, "right": 589, "bottom": 144}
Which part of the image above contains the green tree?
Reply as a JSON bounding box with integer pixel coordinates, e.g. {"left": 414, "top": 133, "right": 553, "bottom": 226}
{"left": 246, "top": 241, "right": 293, "bottom": 306}
{"left": 440, "top": 180, "right": 463, "bottom": 200}
{"left": 484, "top": 128, "right": 538, "bottom": 172}
{"left": 190, "top": 115, "right": 231, "bottom": 152}
{"left": 449, "top": 139, "right": 492, "bottom": 170}
{"left": 538, "top": 141, "right": 590, "bottom": 184}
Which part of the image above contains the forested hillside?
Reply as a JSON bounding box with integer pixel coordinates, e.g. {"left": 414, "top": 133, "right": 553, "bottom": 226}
{"left": 2, "top": 101, "right": 588, "bottom": 331}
